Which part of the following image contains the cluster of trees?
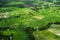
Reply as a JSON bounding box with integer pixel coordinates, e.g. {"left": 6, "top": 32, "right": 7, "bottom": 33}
{"left": 0, "top": 27, "right": 13, "bottom": 40}
{"left": 0, "top": 0, "right": 34, "bottom": 7}
{"left": 1, "top": 0, "right": 60, "bottom": 8}
{"left": 0, "top": 0, "right": 10, "bottom": 7}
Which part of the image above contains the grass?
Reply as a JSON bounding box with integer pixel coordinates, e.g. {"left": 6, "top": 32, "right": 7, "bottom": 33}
{"left": 0, "top": 1, "right": 60, "bottom": 40}
{"left": 33, "top": 30, "right": 60, "bottom": 40}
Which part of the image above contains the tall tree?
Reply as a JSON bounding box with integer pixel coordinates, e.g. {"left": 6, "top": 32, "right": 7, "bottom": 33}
{"left": 0, "top": 0, "right": 9, "bottom": 7}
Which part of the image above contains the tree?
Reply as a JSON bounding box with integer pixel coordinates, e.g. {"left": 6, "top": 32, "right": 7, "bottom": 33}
{"left": 22, "top": 0, "right": 37, "bottom": 5}
{"left": 0, "top": 0, "right": 9, "bottom": 7}
{"left": 46, "top": 0, "right": 53, "bottom": 2}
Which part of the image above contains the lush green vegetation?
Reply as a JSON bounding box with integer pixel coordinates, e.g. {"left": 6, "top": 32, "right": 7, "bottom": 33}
{"left": 0, "top": 0, "right": 60, "bottom": 40}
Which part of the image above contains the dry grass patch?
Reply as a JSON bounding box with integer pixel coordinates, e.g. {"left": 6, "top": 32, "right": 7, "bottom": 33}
{"left": 48, "top": 29, "right": 60, "bottom": 36}
{"left": 33, "top": 15, "right": 45, "bottom": 19}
